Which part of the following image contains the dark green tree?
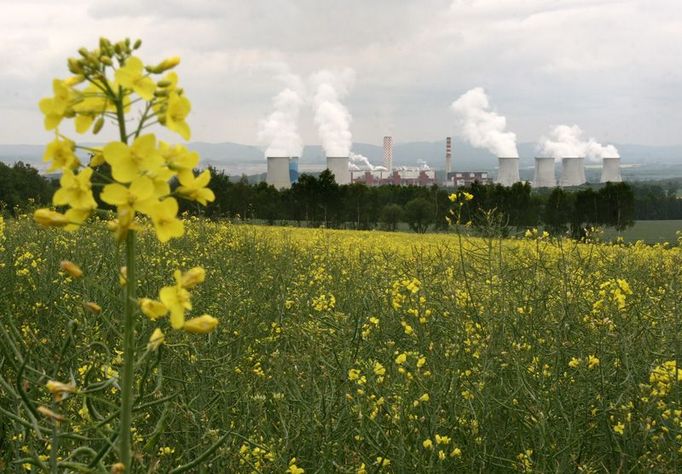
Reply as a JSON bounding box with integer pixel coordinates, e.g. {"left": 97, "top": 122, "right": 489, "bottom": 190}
{"left": 404, "top": 197, "right": 432, "bottom": 233}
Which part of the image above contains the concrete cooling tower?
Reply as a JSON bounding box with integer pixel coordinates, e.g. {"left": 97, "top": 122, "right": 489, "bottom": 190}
{"left": 533, "top": 157, "right": 556, "bottom": 188}
{"left": 327, "top": 156, "right": 350, "bottom": 185}
{"left": 495, "top": 157, "right": 520, "bottom": 187}
{"left": 600, "top": 157, "right": 622, "bottom": 183}
{"left": 266, "top": 156, "right": 291, "bottom": 189}
{"left": 560, "top": 157, "right": 586, "bottom": 187}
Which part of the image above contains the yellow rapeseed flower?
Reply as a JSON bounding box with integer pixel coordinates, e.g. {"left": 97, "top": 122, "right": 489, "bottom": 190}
{"left": 46, "top": 380, "right": 77, "bottom": 403}
{"left": 587, "top": 355, "right": 600, "bottom": 369}
{"left": 159, "top": 272, "right": 191, "bottom": 329}
{"left": 165, "top": 92, "right": 191, "bottom": 140}
{"left": 147, "top": 197, "right": 184, "bottom": 243}
{"left": 147, "top": 328, "right": 165, "bottom": 351}
{"left": 43, "top": 137, "right": 79, "bottom": 171}
{"left": 103, "top": 134, "right": 164, "bottom": 183}
{"left": 115, "top": 56, "right": 156, "bottom": 100}
{"left": 53, "top": 168, "right": 97, "bottom": 210}
{"left": 34, "top": 209, "right": 70, "bottom": 228}
{"left": 179, "top": 267, "right": 206, "bottom": 289}
{"left": 139, "top": 298, "right": 168, "bottom": 320}
{"left": 423, "top": 439, "right": 433, "bottom": 449}
{"left": 177, "top": 169, "right": 215, "bottom": 205}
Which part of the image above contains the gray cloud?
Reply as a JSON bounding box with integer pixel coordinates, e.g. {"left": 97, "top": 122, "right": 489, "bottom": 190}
{"left": 0, "top": 0, "right": 680, "bottom": 148}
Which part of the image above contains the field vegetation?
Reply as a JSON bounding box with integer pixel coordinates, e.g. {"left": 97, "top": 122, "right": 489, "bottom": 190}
{"left": 2, "top": 214, "right": 682, "bottom": 472}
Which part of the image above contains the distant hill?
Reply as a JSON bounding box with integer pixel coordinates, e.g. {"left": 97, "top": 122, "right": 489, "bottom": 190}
{"left": 2, "top": 140, "right": 681, "bottom": 177}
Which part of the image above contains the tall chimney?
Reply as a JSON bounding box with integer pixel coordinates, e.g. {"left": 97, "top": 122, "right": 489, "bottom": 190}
{"left": 600, "top": 157, "right": 622, "bottom": 183}
{"left": 383, "top": 136, "right": 393, "bottom": 172}
{"left": 445, "top": 137, "right": 452, "bottom": 174}
{"left": 560, "top": 157, "right": 586, "bottom": 187}
{"left": 533, "top": 157, "right": 556, "bottom": 188}
{"left": 496, "top": 157, "right": 520, "bottom": 187}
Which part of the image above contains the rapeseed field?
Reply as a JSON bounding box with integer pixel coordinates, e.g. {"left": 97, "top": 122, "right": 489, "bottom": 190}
{"left": 2, "top": 214, "right": 682, "bottom": 472}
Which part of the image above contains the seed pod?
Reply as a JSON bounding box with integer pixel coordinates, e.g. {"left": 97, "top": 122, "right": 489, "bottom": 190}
{"left": 93, "top": 116, "right": 105, "bottom": 135}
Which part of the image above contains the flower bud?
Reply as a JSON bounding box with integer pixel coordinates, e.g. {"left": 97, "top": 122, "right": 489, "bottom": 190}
{"left": 133, "top": 39, "right": 142, "bottom": 50}
{"left": 78, "top": 47, "right": 89, "bottom": 58}
{"left": 154, "top": 89, "right": 169, "bottom": 98}
{"left": 34, "top": 209, "right": 69, "bottom": 228}
{"left": 147, "top": 328, "right": 165, "bottom": 351}
{"left": 46, "top": 380, "right": 77, "bottom": 402}
{"left": 60, "top": 260, "right": 83, "bottom": 278}
{"left": 157, "top": 79, "right": 172, "bottom": 88}
{"left": 83, "top": 301, "right": 102, "bottom": 314}
{"left": 67, "top": 58, "right": 83, "bottom": 74}
{"left": 182, "top": 315, "right": 219, "bottom": 334}
{"left": 148, "top": 57, "right": 181, "bottom": 74}
{"left": 93, "top": 117, "right": 105, "bottom": 135}
{"left": 64, "top": 75, "right": 85, "bottom": 86}
{"left": 101, "top": 56, "right": 113, "bottom": 66}
{"left": 37, "top": 405, "right": 65, "bottom": 422}
{"left": 180, "top": 267, "right": 206, "bottom": 289}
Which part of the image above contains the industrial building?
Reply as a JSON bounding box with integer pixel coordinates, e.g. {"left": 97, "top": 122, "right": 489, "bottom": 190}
{"left": 445, "top": 171, "right": 492, "bottom": 187}
{"left": 351, "top": 168, "right": 436, "bottom": 186}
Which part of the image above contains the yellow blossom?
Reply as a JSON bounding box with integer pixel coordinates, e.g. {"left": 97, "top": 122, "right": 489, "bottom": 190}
{"left": 587, "top": 355, "right": 600, "bottom": 369}
{"left": 177, "top": 169, "right": 215, "bottom": 205}
{"left": 34, "top": 209, "right": 70, "bottom": 228}
{"left": 179, "top": 267, "right": 206, "bottom": 289}
{"left": 147, "top": 197, "right": 184, "bottom": 243}
{"left": 160, "top": 270, "right": 192, "bottom": 329}
{"left": 423, "top": 439, "right": 433, "bottom": 449}
{"left": 53, "top": 167, "right": 97, "bottom": 210}
{"left": 164, "top": 92, "right": 191, "bottom": 140}
{"left": 115, "top": 56, "right": 156, "bottom": 100}
{"left": 395, "top": 353, "right": 407, "bottom": 365}
{"left": 46, "top": 380, "right": 77, "bottom": 402}
{"left": 139, "top": 298, "right": 168, "bottom": 320}
{"left": 83, "top": 302, "right": 102, "bottom": 314}
{"left": 43, "top": 137, "right": 79, "bottom": 171}
{"left": 182, "top": 315, "right": 219, "bottom": 334}
{"left": 103, "top": 134, "right": 164, "bottom": 183}
{"left": 147, "top": 328, "right": 165, "bottom": 351}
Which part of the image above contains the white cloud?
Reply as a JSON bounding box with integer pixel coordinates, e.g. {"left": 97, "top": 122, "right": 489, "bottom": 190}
{"left": 0, "top": 0, "right": 680, "bottom": 147}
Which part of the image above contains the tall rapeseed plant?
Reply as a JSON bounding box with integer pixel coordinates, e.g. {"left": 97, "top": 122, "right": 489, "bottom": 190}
{"left": 33, "top": 37, "right": 218, "bottom": 471}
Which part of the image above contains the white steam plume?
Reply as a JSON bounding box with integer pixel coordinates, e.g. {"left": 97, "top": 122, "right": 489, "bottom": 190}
{"left": 417, "top": 159, "right": 431, "bottom": 170}
{"left": 310, "top": 69, "right": 355, "bottom": 157}
{"left": 350, "top": 151, "right": 385, "bottom": 171}
{"left": 258, "top": 71, "right": 305, "bottom": 158}
{"left": 540, "top": 125, "right": 619, "bottom": 161}
{"left": 450, "top": 87, "right": 518, "bottom": 157}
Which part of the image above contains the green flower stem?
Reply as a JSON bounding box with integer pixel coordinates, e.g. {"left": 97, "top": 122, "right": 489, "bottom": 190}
{"left": 115, "top": 87, "right": 136, "bottom": 471}
{"left": 119, "top": 230, "right": 136, "bottom": 470}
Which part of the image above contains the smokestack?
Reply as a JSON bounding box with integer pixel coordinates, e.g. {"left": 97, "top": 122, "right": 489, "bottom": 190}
{"left": 326, "top": 156, "right": 350, "bottom": 185}
{"left": 496, "top": 157, "right": 520, "bottom": 187}
{"left": 383, "top": 136, "right": 393, "bottom": 171}
{"left": 267, "top": 156, "right": 292, "bottom": 189}
{"left": 600, "top": 157, "right": 622, "bottom": 183}
{"left": 445, "top": 137, "right": 452, "bottom": 174}
{"left": 533, "top": 157, "right": 556, "bottom": 188}
{"left": 560, "top": 157, "right": 586, "bottom": 187}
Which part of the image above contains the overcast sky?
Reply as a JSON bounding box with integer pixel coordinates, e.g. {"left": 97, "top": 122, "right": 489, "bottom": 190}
{"left": 1, "top": 0, "right": 681, "bottom": 147}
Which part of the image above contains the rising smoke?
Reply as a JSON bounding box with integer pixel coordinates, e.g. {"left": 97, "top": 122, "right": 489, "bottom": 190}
{"left": 349, "top": 151, "right": 386, "bottom": 171}
{"left": 310, "top": 69, "right": 355, "bottom": 157}
{"left": 258, "top": 71, "right": 305, "bottom": 158}
{"left": 540, "top": 125, "right": 619, "bottom": 161}
{"left": 451, "top": 87, "right": 519, "bottom": 157}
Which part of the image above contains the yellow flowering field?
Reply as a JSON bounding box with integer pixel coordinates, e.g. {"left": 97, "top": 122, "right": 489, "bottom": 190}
{"left": 2, "top": 214, "right": 682, "bottom": 472}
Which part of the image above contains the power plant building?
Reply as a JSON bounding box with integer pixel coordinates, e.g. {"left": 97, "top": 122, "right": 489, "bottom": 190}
{"left": 496, "top": 157, "right": 520, "bottom": 187}
{"left": 351, "top": 168, "right": 436, "bottom": 187}
{"left": 600, "top": 157, "right": 622, "bottom": 183}
{"left": 326, "top": 156, "right": 351, "bottom": 185}
{"left": 533, "top": 157, "right": 556, "bottom": 188}
{"left": 445, "top": 171, "right": 492, "bottom": 187}
{"left": 560, "top": 157, "right": 586, "bottom": 187}
{"left": 266, "top": 156, "right": 292, "bottom": 189}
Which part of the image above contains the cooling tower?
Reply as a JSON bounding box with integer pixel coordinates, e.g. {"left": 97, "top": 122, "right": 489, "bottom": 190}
{"left": 495, "top": 157, "right": 520, "bottom": 187}
{"left": 445, "top": 137, "right": 452, "bottom": 174}
{"left": 560, "top": 157, "right": 586, "bottom": 187}
{"left": 327, "top": 156, "right": 350, "bottom": 185}
{"left": 289, "top": 157, "right": 299, "bottom": 184}
{"left": 383, "top": 136, "right": 393, "bottom": 171}
{"left": 266, "top": 156, "right": 291, "bottom": 189}
{"left": 533, "top": 157, "right": 556, "bottom": 188}
{"left": 600, "top": 157, "right": 622, "bottom": 183}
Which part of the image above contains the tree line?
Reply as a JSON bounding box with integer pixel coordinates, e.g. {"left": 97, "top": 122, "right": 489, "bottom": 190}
{"left": 1, "top": 161, "right": 679, "bottom": 237}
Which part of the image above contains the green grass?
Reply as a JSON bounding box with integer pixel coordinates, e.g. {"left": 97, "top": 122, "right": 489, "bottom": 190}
{"left": 603, "top": 219, "right": 682, "bottom": 244}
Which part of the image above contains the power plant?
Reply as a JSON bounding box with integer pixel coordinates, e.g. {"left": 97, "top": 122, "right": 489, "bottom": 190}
{"left": 496, "top": 157, "right": 520, "bottom": 187}
{"left": 326, "top": 156, "right": 351, "bottom": 184}
{"left": 600, "top": 157, "right": 622, "bottom": 183}
{"left": 560, "top": 157, "right": 586, "bottom": 187}
{"left": 267, "top": 156, "right": 292, "bottom": 189}
{"left": 533, "top": 157, "right": 556, "bottom": 188}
